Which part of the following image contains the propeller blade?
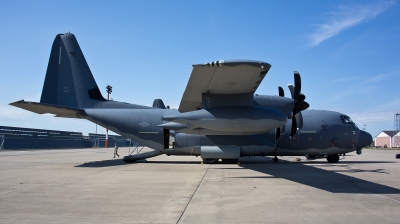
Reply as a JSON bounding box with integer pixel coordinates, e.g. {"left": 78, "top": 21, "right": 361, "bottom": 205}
{"left": 287, "top": 84, "right": 295, "bottom": 99}
{"left": 275, "top": 127, "right": 281, "bottom": 140}
{"left": 290, "top": 115, "right": 298, "bottom": 138}
{"left": 295, "top": 112, "right": 303, "bottom": 129}
{"left": 293, "top": 71, "right": 301, "bottom": 100}
{"left": 278, "top": 86, "right": 284, "bottom": 97}
{"left": 294, "top": 100, "right": 309, "bottom": 112}
{"left": 298, "top": 93, "right": 306, "bottom": 101}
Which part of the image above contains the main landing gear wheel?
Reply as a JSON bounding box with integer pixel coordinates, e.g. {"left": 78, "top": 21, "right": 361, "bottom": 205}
{"left": 326, "top": 154, "right": 339, "bottom": 163}
{"left": 222, "top": 159, "right": 239, "bottom": 164}
{"left": 272, "top": 156, "right": 278, "bottom": 162}
{"left": 202, "top": 158, "right": 219, "bottom": 164}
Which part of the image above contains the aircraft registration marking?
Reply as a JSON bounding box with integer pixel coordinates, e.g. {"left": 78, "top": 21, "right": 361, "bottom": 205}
{"left": 300, "top": 131, "right": 316, "bottom": 134}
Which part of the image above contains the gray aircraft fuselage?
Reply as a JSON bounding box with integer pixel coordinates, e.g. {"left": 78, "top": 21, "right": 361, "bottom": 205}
{"left": 10, "top": 33, "right": 373, "bottom": 163}
{"left": 82, "top": 100, "right": 370, "bottom": 158}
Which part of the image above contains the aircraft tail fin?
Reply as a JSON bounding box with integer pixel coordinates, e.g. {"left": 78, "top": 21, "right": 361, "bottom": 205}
{"left": 40, "top": 33, "right": 105, "bottom": 109}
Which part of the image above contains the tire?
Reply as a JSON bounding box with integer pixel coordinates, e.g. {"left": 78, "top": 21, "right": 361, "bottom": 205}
{"left": 203, "top": 158, "right": 219, "bottom": 164}
{"left": 326, "top": 154, "right": 339, "bottom": 163}
{"left": 222, "top": 159, "right": 238, "bottom": 164}
{"left": 396, "top": 154, "right": 400, "bottom": 159}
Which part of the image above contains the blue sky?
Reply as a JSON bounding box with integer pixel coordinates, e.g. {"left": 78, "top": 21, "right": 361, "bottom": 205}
{"left": 0, "top": 0, "right": 399, "bottom": 138}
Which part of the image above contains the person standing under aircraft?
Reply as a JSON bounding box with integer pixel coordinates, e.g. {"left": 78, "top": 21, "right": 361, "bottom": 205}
{"left": 113, "top": 143, "right": 119, "bottom": 158}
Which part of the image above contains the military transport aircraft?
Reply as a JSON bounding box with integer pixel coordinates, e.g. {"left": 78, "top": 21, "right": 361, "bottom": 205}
{"left": 10, "top": 33, "right": 372, "bottom": 164}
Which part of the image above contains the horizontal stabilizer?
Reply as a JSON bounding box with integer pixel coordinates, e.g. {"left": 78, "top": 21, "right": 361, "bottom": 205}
{"left": 9, "top": 100, "right": 84, "bottom": 119}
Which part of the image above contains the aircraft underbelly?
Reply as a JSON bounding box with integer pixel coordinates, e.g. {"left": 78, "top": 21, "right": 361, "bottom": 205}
{"left": 271, "top": 147, "right": 356, "bottom": 156}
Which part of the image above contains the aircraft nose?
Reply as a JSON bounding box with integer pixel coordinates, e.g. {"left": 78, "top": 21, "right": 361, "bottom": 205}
{"left": 357, "top": 130, "right": 373, "bottom": 149}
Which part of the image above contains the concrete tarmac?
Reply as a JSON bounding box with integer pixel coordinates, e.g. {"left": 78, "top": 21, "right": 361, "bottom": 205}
{"left": 0, "top": 148, "right": 399, "bottom": 223}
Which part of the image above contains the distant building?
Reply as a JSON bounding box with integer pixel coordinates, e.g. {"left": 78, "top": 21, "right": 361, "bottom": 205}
{"left": 0, "top": 125, "right": 89, "bottom": 149}
{"left": 395, "top": 132, "right": 400, "bottom": 147}
{"left": 374, "top": 131, "right": 400, "bottom": 148}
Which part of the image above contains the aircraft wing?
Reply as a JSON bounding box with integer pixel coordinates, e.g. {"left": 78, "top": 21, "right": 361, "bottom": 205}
{"left": 179, "top": 60, "right": 271, "bottom": 112}
{"left": 9, "top": 100, "right": 84, "bottom": 119}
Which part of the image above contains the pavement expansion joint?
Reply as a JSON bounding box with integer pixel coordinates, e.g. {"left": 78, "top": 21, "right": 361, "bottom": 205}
{"left": 176, "top": 164, "right": 210, "bottom": 224}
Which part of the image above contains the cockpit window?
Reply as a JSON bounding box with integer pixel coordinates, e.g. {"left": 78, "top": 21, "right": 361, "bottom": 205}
{"left": 340, "top": 115, "right": 354, "bottom": 124}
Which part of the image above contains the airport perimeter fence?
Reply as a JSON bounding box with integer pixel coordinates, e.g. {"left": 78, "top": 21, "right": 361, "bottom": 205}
{"left": 0, "top": 135, "right": 4, "bottom": 149}
{"left": 88, "top": 133, "right": 139, "bottom": 148}
{"left": 0, "top": 126, "right": 138, "bottom": 150}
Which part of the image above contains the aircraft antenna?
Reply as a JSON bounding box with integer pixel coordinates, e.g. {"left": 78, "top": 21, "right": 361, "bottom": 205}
{"left": 394, "top": 112, "right": 400, "bottom": 147}
{"left": 105, "top": 85, "right": 113, "bottom": 148}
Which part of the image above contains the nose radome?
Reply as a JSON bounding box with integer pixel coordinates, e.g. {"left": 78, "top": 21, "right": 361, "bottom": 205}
{"left": 358, "top": 130, "right": 373, "bottom": 149}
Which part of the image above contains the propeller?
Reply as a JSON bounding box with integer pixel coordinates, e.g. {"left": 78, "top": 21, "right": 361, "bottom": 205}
{"left": 275, "top": 72, "right": 309, "bottom": 140}
{"left": 288, "top": 71, "right": 309, "bottom": 138}
{"left": 276, "top": 86, "right": 284, "bottom": 140}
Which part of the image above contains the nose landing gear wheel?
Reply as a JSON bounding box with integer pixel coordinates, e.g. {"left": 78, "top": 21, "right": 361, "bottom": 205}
{"left": 272, "top": 156, "right": 278, "bottom": 162}
{"left": 327, "top": 154, "right": 339, "bottom": 163}
{"left": 202, "top": 158, "right": 219, "bottom": 164}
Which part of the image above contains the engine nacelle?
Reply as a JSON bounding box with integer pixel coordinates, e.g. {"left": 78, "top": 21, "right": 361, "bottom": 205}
{"left": 163, "top": 106, "right": 287, "bottom": 133}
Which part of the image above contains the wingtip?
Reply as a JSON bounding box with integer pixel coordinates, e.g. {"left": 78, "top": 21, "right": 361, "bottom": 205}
{"left": 9, "top": 99, "right": 26, "bottom": 106}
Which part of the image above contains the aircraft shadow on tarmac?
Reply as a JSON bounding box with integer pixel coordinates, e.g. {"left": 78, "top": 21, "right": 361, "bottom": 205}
{"left": 75, "top": 159, "right": 128, "bottom": 167}
{"left": 74, "top": 159, "right": 200, "bottom": 167}
{"left": 223, "top": 158, "right": 400, "bottom": 195}
{"left": 74, "top": 156, "right": 400, "bottom": 195}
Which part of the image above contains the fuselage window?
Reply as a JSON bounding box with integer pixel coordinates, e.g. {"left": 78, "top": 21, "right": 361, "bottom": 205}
{"left": 340, "top": 115, "right": 354, "bottom": 124}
